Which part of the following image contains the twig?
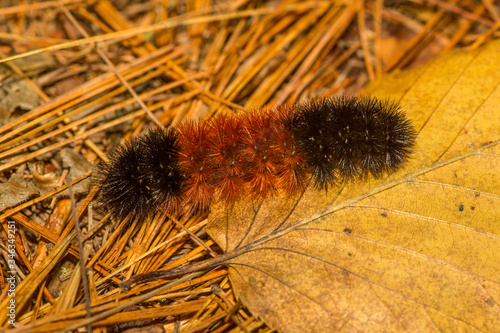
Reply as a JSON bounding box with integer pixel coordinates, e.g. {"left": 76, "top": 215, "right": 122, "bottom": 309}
{"left": 66, "top": 173, "right": 92, "bottom": 333}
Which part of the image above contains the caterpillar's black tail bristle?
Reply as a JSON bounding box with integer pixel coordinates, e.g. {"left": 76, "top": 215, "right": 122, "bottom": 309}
{"left": 96, "top": 127, "right": 185, "bottom": 221}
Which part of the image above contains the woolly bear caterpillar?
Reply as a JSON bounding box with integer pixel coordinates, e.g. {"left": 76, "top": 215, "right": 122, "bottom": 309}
{"left": 97, "top": 95, "right": 415, "bottom": 220}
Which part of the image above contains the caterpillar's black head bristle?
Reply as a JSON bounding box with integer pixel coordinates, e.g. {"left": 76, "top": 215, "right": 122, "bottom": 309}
{"left": 289, "top": 95, "right": 415, "bottom": 189}
{"left": 96, "top": 127, "right": 185, "bottom": 221}
{"left": 355, "top": 96, "right": 416, "bottom": 177}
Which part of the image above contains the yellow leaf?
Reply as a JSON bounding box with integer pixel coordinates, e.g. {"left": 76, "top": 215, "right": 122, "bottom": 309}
{"left": 206, "top": 39, "right": 500, "bottom": 332}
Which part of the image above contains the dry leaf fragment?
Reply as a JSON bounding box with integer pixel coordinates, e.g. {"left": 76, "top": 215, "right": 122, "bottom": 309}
{"left": 0, "top": 165, "right": 40, "bottom": 212}
{"left": 0, "top": 80, "right": 39, "bottom": 124}
{"left": 60, "top": 148, "right": 92, "bottom": 196}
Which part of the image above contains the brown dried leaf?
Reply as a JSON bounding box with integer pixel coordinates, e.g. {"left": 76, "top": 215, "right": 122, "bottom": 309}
{"left": 0, "top": 165, "right": 39, "bottom": 212}
{"left": 0, "top": 80, "right": 40, "bottom": 124}
{"left": 60, "top": 148, "right": 93, "bottom": 195}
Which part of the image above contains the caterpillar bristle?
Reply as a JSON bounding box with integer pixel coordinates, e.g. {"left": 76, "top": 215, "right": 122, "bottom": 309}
{"left": 207, "top": 115, "right": 246, "bottom": 204}
{"left": 140, "top": 127, "right": 185, "bottom": 215}
{"left": 177, "top": 121, "right": 214, "bottom": 212}
{"left": 289, "top": 96, "right": 416, "bottom": 188}
{"left": 273, "top": 105, "right": 310, "bottom": 194}
{"left": 289, "top": 97, "right": 343, "bottom": 188}
{"left": 96, "top": 95, "right": 416, "bottom": 221}
{"left": 97, "top": 137, "right": 150, "bottom": 221}
{"left": 241, "top": 110, "right": 280, "bottom": 198}
{"left": 96, "top": 127, "right": 184, "bottom": 221}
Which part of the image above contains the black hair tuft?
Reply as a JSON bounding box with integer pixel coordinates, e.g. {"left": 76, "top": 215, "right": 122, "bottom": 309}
{"left": 289, "top": 96, "right": 415, "bottom": 189}
{"left": 96, "top": 127, "right": 185, "bottom": 221}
